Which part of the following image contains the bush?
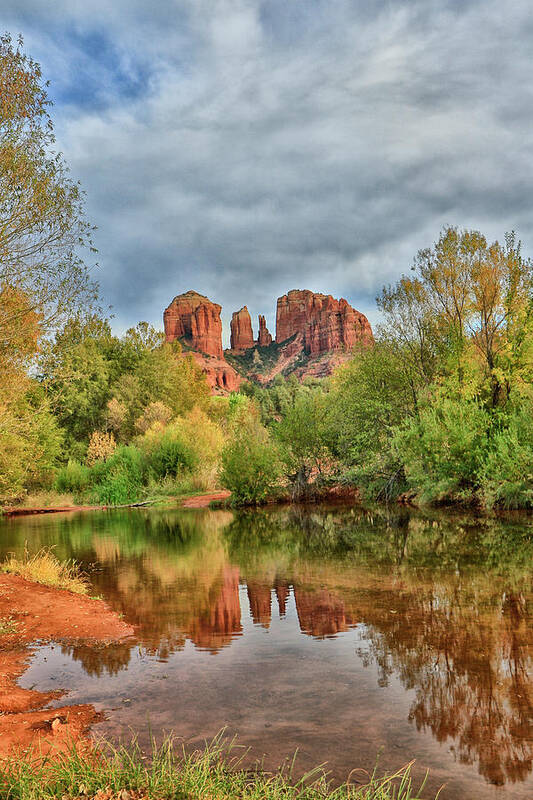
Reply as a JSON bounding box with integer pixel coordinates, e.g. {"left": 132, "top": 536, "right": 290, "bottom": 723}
{"left": 54, "top": 460, "right": 92, "bottom": 496}
{"left": 220, "top": 403, "right": 280, "bottom": 505}
{"left": 134, "top": 401, "right": 173, "bottom": 435}
{"left": 393, "top": 395, "right": 491, "bottom": 504}
{"left": 149, "top": 436, "right": 195, "bottom": 479}
{"left": 481, "top": 404, "right": 533, "bottom": 508}
{"left": 86, "top": 430, "right": 117, "bottom": 466}
{"left": 90, "top": 445, "right": 145, "bottom": 505}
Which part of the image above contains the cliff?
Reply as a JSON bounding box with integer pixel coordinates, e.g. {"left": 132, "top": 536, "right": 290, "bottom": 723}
{"left": 257, "top": 315, "right": 273, "bottom": 346}
{"left": 164, "top": 290, "right": 240, "bottom": 393}
{"left": 276, "top": 289, "right": 373, "bottom": 354}
{"left": 164, "top": 290, "right": 224, "bottom": 358}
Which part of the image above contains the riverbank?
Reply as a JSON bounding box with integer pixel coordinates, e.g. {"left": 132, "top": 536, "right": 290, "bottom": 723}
{"left": 0, "top": 573, "right": 134, "bottom": 758}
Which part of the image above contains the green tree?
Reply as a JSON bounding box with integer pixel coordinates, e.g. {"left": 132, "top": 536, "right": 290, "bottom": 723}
{"left": 220, "top": 398, "right": 280, "bottom": 505}
{"left": 274, "top": 390, "right": 331, "bottom": 498}
{"left": 328, "top": 342, "right": 413, "bottom": 499}
{"left": 0, "top": 33, "right": 97, "bottom": 341}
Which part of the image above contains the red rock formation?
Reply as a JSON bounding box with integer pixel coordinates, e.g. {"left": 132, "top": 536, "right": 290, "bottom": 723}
{"left": 275, "top": 289, "right": 372, "bottom": 355}
{"left": 190, "top": 352, "right": 240, "bottom": 394}
{"left": 230, "top": 306, "right": 254, "bottom": 351}
{"left": 164, "top": 290, "right": 223, "bottom": 358}
{"left": 257, "top": 315, "right": 272, "bottom": 347}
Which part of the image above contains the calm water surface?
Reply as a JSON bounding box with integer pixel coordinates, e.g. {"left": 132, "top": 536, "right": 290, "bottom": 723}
{"left": 1, "top": 505, "right": 532, "bottom": 799}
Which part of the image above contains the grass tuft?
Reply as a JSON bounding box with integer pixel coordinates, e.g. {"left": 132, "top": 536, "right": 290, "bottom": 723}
{"left": 0, "top": 547, "right": 88, "bottom": 595}
{"left": 0, "top": 615, "right": 18, "bottom": 635}
{"left": 0, "top": 733, "right": 443, "bottom": 800}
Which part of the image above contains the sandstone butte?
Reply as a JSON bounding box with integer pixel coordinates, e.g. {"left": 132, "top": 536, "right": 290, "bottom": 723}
{"left": 164, "top": 290, "right": 240, "bottom": 393}
{"left": 164, "top": 288, "right": 372, "bottom": 393}
{"left": 276, "top": 289, "right": 373, "bottom": 354}
{"left": 230, "top": 306, "right": 255, "bottom": 350}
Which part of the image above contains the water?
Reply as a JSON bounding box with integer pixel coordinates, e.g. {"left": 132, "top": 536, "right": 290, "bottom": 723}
{"left": 1, "top": 504, "right": 532, "bottom": 799}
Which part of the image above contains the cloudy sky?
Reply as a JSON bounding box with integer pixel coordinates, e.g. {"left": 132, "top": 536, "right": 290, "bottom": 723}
{"left": 3, "top": 1, "right": 533, "bottom": 342}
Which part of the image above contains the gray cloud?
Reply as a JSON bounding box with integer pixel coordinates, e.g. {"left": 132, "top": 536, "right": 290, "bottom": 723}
{"left": 2, "top": 0, "right": 533, "bottom": 343}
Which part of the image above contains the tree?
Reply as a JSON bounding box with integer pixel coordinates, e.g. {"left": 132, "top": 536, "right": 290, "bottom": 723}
{"left": 220, "top": 398, "right": 281, "bottom": 505}
{"left": 274, "top": 390, "right": 332, "bottom": 498}
{"left": 379, "top": 227, "right": 533, "bottom": 407}
{"left": 0, "top": 33, "right": 97, "bottom": 343}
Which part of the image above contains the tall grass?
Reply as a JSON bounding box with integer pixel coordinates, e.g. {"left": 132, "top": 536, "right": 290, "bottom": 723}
{"left": 0, "top": 547, "right": 88, "bottom": 595}
{"left": 0, "top": 734, "right": 442, "bottom": 800}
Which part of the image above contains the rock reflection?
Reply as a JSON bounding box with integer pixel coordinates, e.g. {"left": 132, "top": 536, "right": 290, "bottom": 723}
{"left": 2, "top": 505, "right": 533, "bottom": 788}
{"left": 188, "top": 565, "right": 242, "bottom": 652}
{"left": 294, "top": 588, "right": 354, "bottom": 638}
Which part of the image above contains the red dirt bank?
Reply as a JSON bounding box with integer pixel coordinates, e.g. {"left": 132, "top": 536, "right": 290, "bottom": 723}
{"left": 0, "top": 574, "right": 134, "bottom": 757}
{"left": 181, "top": 490, "right": 231, "bottom": 508}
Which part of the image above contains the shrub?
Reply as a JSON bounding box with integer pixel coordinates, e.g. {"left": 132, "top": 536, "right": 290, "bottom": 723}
{"left": 220, "top": 406, "right": 281, "bottom": 505}
{"left": 54, "top": 460, "right": 92, "bottom": 495}
{"left": 393, "top": 395, "right": 491, "bottom": 504}
{"left": 149, "top": 437, "right": 195, "bottom": 479}
{"left": 86, "top": 430, "right": 117, "bottom": 466}
{"left": 90, "top": 445, "right": 145, "bottom": 505}
{"left": 134, "top": 401, "right": 173, "bottom": 435}
{"left": 481, "top": 404, "right": 533, "bottom": 508}
{"left": 173, "top": 407, "right": 225, "bottom": 490}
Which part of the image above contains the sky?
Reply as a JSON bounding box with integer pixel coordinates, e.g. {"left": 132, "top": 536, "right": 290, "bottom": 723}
{"left": 3, "top": 0, "right": 533, "bottom": 343}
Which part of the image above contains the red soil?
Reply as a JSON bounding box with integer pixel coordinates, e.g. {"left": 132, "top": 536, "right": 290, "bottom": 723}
{"left": 0, "top": 574, "right": 134, "bottom": 758}
{"left": 181, "top": 491, "right": 231, "bottom": 508}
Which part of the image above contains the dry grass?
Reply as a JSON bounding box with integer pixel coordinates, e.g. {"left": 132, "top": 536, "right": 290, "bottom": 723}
{"left": 1, "top": 547, "right": 88, "bottom": 594}
{"left": 0, "top": 615, "right": 18, "bottom": 635}
{"left": 18, "top": 491, "right": 76, "bottom": 509}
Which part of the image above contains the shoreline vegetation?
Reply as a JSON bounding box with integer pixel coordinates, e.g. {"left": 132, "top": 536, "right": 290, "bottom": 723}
{"left": 0, "top": 734, "right": 441, "bottom": 800}
{"left": 3, "top": 229, "right": 533, "bottom": 515}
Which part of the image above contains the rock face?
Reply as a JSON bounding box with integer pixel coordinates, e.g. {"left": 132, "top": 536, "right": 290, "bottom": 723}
{"left": 164, "top": 290, "right": 240, "bottom": 393}
{"left": 230, "top": 306, "right": 254, "bottom": 351}
{"left": 275, "top": 289, "right": 372, "bottom": 355}
{"left": 190, "top": 352, "right": 240, "bottom": 394}
{"left": 257, "top": 315, "right": 272, "bottom": 346}
{"left": 164, "top": 290, "right": 223, "bottom": 358}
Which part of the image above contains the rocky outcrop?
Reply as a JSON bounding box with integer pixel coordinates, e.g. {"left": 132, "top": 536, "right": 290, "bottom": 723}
{"left": 230, "top": 306, "right": 254, "bottom": 351}
{"left": 164, "top": 290, "right": 223, "bottom": 358}
{"left": 190, "top": 352, "right": 240, "bottom": 394}
{"left": 257, "top": 315, "right": 272, "bottom": 347}
{"left": 275, "top": 289, "right": 372, "bottom": 355}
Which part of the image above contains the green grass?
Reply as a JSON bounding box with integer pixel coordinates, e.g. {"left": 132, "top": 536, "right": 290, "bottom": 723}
{"left": 0, "top": 615, "right": 18, "bottom": 635}
{"left": 0, "top": 734, "right": 442, "bottom": 800}
{"left": 1, "top": 548, "right": 88, "bottom": 595}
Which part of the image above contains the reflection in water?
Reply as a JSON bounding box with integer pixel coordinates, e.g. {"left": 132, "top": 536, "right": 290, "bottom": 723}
{"left": 1, "top": 505, "right": 532, "bottom": 797}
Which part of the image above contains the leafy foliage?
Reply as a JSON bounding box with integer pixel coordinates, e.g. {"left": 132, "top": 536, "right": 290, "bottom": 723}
{"left": 220, "top": 398, "right": 281, "bottom": 505}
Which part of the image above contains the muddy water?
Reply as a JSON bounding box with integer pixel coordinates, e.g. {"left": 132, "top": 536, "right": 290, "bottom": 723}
{"left": 1, "top": 505, "right": 532, "bottom": 799}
